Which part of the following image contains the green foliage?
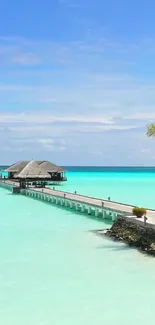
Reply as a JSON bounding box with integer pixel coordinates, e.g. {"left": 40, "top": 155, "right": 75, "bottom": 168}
{"left": 146, "top": 124, "right": 155, "bottom": 137}
{"left": 132, "top": 207, "right": 147, "bottom": 218}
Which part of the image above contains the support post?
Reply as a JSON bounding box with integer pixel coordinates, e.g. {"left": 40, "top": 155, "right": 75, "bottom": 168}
{"left": 103, "top": 210, "right": 107, "bottom": 219}
{"left": 95, "top": 208, "right": 99, "bottom": 217}
{"left": 112, "top": 212, "right": 117, "bottom": 222}
{"left": 88, "top": 206, "right": 91, "bottom": 215}
{"left": 81, "top": 205, "right": 85, "bottom": 213}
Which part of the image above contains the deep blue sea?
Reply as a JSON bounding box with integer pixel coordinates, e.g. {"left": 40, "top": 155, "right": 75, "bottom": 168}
{"left": 65, "top": 166, "right": 155, "bottom": 172}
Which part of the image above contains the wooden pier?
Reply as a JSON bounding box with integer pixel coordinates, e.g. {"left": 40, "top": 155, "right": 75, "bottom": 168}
{"left": 0, "top": 179, "right": 155, "bottom": 222}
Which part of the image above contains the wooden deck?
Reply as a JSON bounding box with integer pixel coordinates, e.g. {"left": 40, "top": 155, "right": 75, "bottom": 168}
{"left": 32, "top": 187, "right": 155, "bottom": 218}
{"left": 1, "top": 179, "right": 155, "bottom": 221}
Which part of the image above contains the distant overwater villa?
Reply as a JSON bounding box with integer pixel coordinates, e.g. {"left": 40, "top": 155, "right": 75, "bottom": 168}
{"left": 4, "top": 160, "right": 67, "bottom": 187}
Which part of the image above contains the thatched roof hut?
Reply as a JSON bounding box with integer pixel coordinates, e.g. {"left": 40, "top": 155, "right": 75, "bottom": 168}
{"left": 4, "top": 160, "right": 66, "bottom": 173}
{"left": 4, "top": 160, "right": 67, "bottom": 184}
{"left": 39, "top": 161, "right": 66, "bottom": 173}
{"left": 14, "top": 160, "right": 50, "bottom": 179}
{"left": 4, "top": 161, "right": 29, "bottom": 173}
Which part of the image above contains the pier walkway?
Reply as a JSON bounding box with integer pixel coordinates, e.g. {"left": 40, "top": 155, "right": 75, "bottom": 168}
{"left": 26, "top": 187, "right": 155, "bottom": 222}
{"left": 0, "top": 179, "right": 155, "bottom": 223}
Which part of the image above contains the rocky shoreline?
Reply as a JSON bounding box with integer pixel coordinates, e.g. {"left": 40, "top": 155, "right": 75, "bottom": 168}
{"left": 97, "top": 216, "right": 155, "bottom": 256}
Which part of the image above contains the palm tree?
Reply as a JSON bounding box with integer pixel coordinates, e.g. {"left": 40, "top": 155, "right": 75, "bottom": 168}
{"left": 146, "top": 123, "right": 155, "bottom": 137}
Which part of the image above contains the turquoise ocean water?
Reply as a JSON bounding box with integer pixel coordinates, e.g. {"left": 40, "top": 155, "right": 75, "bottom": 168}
{"left": 1, "top": 166, "right": 155, "bottom": 324}
{"left": 59, "top": 166, "right": 155, "bottom": 209}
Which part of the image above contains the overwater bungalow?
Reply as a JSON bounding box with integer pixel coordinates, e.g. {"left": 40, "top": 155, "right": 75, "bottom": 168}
{"left": 4, "top": 160, "right": 67, "bottom": 188}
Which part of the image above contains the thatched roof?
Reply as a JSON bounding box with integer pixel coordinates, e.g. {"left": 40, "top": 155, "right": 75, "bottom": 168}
{"left": 14, "top": 160, "right": 51, "bottom": 179}
{"left": 39, "top": 161, "right": 66, "bottom": 173}
{"left": 4, "top": 160, "right": 66, "bottom": 173}
{"left": 4, "top": 161, "right": 29, "bottom": 172}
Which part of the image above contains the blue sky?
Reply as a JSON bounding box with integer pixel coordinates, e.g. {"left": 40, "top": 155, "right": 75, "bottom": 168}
{"left": 1, "top": 0, "right": 155, "bottom": 165}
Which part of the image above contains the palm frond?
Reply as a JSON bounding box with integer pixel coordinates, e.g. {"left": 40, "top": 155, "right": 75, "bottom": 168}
{"left": 146, "top": 124, "right": 155, "bottom": 137}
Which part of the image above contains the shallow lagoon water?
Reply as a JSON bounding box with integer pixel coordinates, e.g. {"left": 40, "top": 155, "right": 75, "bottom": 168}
{"left": 1, "top": 182, "right": 155, "bottom": 325}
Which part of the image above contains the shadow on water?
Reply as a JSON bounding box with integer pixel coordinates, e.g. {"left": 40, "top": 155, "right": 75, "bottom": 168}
{"left": 96, "top": 243, "right": 134, "bottom": 252}
{"left": 91, "top": 231, "right": 154, "bottom": 258}
{"left": 89, "top": 230, "right": 133, "bottom": 251}
{"left": 96, "top": 243, "right": 155, "bottom": 258}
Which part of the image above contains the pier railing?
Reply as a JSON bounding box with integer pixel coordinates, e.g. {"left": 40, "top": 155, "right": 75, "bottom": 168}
{"left": 0, "top": 179, "right": 155, "bottom": 220}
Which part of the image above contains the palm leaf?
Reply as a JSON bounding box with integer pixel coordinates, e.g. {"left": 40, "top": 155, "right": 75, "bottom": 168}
{"left": 146, "top": 124, "right": 155, "bottom": 137}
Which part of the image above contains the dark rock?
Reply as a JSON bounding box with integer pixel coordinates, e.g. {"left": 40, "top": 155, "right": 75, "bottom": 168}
{"left": 104, "top": 216, "right": 155, "bottom": 256}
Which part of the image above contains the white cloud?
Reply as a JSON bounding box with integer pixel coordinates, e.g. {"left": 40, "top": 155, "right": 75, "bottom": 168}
{"left": 67, "top": 124, "right": 139, "bottom": 133}
{"left": 0, "top": 112, "right": 114, "bottom": 125}
{"left": 38, "top": 138, "right": 55, "bottom": 145}
{"left": 37, "top": 138, "right": 67, "bottom": 152}
{"left": 1, "top": 36, "right": 155, "bottom": 164}
{"left": 12, "top": 53, "right": 41, "bottom": 65}
{"left": 125, "top": 112, "right": 155, "bottom": 121}
{"left": 0, "top": 34, "right": 151, "bottom": 70}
